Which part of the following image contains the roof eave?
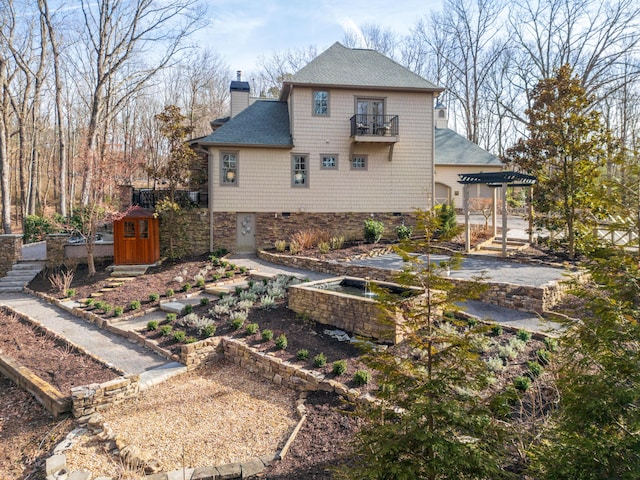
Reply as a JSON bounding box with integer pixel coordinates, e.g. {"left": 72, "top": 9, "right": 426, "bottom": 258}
{"left": 193, "top": 142, "right": 294, "bottom": 149}
{"left": 282, "top": 81, "right": 444, "bottom": 94}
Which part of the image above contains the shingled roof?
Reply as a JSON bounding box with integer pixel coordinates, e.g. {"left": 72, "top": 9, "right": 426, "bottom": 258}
{"left": 283, "top": 42, "right": 442, "bottom": 92}
{"left": 435, "top": 128, "right": 502, "bottom": 166}
{"left": 196, "top": 100, "right": 292, "bottom": 148}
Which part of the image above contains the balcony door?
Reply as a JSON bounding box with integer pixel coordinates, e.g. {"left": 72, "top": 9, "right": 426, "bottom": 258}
{"left": 357, "top": 98, "right": 385, "bottom": 131}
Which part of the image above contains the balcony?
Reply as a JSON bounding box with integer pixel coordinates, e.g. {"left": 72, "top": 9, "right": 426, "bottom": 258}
{"left": 132, "top": 188, "right": 208, "bottom": 210}
{"left": 350, "top": 114, "right": 399, "bottom": 142}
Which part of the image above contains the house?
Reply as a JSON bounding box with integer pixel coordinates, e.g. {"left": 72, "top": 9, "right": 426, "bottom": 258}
{"left": 191, "top": 42, "right": 444, "bottom": 253}
{"left": 433, "top": 102, "right": 503, "bottom": 210}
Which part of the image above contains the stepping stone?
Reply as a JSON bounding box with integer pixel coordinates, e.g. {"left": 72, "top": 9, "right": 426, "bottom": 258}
{"left": 160, "top": 301, "right": 186, "bottom": 315}
{"left": 89, "top": 292, "right": 104, "bottom": 298}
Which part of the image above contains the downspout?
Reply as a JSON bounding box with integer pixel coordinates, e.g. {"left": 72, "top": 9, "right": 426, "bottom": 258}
{"left": 209, "top": 149, "right": 214, "bottom": 252}
{"left": 430, "top": 96, "right": 436, "bottom": 209}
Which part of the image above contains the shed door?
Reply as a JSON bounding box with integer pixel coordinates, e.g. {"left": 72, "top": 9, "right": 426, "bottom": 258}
{"left": 115, "top": 218, "right": 158, "bottom": 265}
{"left": 236, "top": 214, "right": 256, "bottom": 253}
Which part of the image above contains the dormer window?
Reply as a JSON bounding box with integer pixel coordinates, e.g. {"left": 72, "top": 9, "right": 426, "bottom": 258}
{"left": 313, "top": 91, "right": 329, "bottom": 116}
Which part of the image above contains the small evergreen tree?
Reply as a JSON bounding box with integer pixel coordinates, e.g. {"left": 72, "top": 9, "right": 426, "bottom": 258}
{"left": 337, "top": 209, "right": 511, "bottom": 480}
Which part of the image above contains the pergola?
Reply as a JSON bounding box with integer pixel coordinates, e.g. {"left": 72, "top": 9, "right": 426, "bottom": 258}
{"left": 457, "top": 171, "right": 537, "bottom": 257}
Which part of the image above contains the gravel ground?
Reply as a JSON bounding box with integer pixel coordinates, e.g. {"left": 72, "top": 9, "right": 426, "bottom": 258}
{"left": 64, "top": 361, "right": 299, "bottom": 478}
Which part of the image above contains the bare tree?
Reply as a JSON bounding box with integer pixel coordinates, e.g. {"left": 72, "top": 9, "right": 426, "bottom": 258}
{"left": 74, "top": 0, "right": 206, "bottom": 206}
{"left": 343, "top": 23, "right": 398, "bottom": 59}
{"left": 254, "top": 45, "right": 318, "bottom": 98}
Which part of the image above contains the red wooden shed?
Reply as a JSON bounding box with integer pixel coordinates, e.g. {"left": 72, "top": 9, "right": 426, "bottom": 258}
{"left": 113, "top": 207, "right": 160, "bottom": 265}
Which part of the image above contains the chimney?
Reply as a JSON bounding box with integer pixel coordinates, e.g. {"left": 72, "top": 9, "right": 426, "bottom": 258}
{"left": 230, "top": 70, "right": 250, "bottom": 118}
{"left": 434, "top": 100, "right": 448, "bottom": 129}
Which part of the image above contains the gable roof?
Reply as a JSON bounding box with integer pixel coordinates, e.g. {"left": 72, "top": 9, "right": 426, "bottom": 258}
{"left": 435, "top": 128, "right": 502, "bottom": 166}
{"left": 196, "top": 100, "right": 292, "bottom": 148}
{"left": 283, "top": 42, "right": 442, "bottom": 94}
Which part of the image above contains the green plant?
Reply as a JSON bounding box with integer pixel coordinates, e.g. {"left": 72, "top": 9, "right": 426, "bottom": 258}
{"left": 239, "top": 266, "right": 248, "bottom": 273}
{"left": 485, "top": 356, "right": 504, "bottom": 372}
{"left": 184, "top": 304, "right": 193, "bottom": 314}
{"left": 318, "top": 241, "right": 330, "bottom": 254}
{"left": 65, "top": 288, "right": 76, "bottom": 298}
{"left": 196, "top": 278, "right": 205, "bottom": 288}
{"left": 313, "top": 352, "right": 327, "bottom": 368}
{"left": 275, "top": 239, "right": 287, "bottom": 252}
{"left": 149, "top": 293, "right": 160, "bottom": 302}
{"left": 165, "top": 288, "right": 175, "bottom": 297}
{"left": 332, "top": 360, "right": 347, "bottom": 376}
{"left": 182, "top": 283, "right": 192, "bottom": 292}
{"left": 185, "top": 336, "right": 198, "bottom": 344}
{"left": 225, "top": 271, "right": 234, "bottom": 278}
{"left": 261, "top": 329, "right": 274, "bottom": 341}
{"left": 466, "top": 317, "right": 479, "bottom": 327}
{"left": 202, "top": 324, "right": 217, "bottom": 338}
{"left": 436, "top": 203, "right": 458, "bottom": 238}
{"left": 211, "top": 274, "right": 221, "bottom": 281}
{"left": 353, "top": 370, "right": 371, "bottom": 386}
{"left": 166, "top": 312, "right": 177, "bottom": 322}
{"left": 364, "top": 218, "right": 384, "bottom": 244}
{"left": 513, "top": 375, "right": 531, "bottom": 392}
{"left": 537, "top": 348, "right": 551, "bottom": 366}
{"left": 113, "top": 306, "right": 124, "bottom": 317}
{"left": 245, "top": 323, "right": 259, "bottom": 335}
{"left": 85, "top": 298, "right": 94, "bottom": 306}
{"left": 396, "top": 223, "right": 412, "bottom": 240}
{"left": 275, "top": 334, "right": 288, "bottom": 350}
{"left": 93, "top": 300, "right": 105, "bottom": 311}
{"left": 129, "top": 300, "right": 141, "bottom": 311}
{"left": 160, "top": 325, "right": 173, "bottom": 336}
{"left": 329, "top": 236, "right": 344, "bottom": 250}
{"left": 491, "top": 324, "right": 503, "bottom": 336}
{"left": 288, "top": 241, "right": 301, "bottom": 255}
{"left": 544, "top": 336, "right": 559, "bottom": 352}
{"left": 231, "top": 317, "right": 245, "bottom": 330}
{"left": 199, "top": 297, "right": 210, "bottom": 306}
{"left": 147, "top": 320, "right": 159, "bottom": 331}
{"left": 102, "top": 303, "right": 112, "bottom": 314}
{"left": 296, "top": 349, "right": 309, "bottom": 361}
{"left": 516, "top": 329, "right": 532, "bottom": 342}
{"left": 527, "top": 360, "right": 544, "bottom": 378}
{"left": 23, "top": 214, "right": 56, "bottom": 243}
{"left": 173, "top": 330, "right": 186, "bottom": 342}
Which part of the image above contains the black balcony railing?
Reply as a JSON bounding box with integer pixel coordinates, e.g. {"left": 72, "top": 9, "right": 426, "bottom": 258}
{"left": 350, "top": 114, "right": 399, "bottom": 137}
{"left": 132, "top": 188, "right": 208, "bottom": 210}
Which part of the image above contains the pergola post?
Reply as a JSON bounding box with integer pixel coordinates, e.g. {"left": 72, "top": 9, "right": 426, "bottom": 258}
{"left": 492, "top": 187, "right": 498, "bottom": 237}
{"left": 464, "top": 184, "right": 471, "bottom": 253}
{"left": 501, "top": 183, "right": 508, "bottom": 257}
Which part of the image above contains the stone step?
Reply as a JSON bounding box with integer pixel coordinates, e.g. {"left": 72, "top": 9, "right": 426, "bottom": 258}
{"left": 0, "top": 280, "right": 30, "bottom": 288}
{"left": 0, "top": 285, "right": 24, "bottom": 293}
{"left": 160, "top": 301, "right": 187, "bottom": 315}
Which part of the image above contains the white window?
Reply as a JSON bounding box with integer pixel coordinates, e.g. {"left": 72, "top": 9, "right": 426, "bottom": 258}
{"left": 292, "top": 155, "right": 308, "bottom": 187}
{"left": 321, "top": 154, "right": 338, "bottom": 169}
{"left": 313, "top": 91, "right": 329, "bottom": 116}
{"left": 221, "top": 152, "right": 238, "bottom": 185}
{"left": 351, "top": 155, "right": 368, "bottom": 170}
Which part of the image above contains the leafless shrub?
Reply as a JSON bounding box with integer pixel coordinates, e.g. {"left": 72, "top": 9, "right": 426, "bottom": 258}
{"left": 290, "top": 228, "right": 331, "bottom": 250}
{"left": 48, "top": 268, "right": 75, "bottom": 295}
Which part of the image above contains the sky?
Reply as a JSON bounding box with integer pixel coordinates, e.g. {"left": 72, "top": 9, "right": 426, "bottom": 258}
{"left": 200, "top": 0, "right": 444, "bottom": 74}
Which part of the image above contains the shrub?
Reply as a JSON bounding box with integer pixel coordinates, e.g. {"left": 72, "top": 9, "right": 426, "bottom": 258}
{"left": 165, "top": 288, "right": 175, "bottom": 297}
{"left": 24, "top": 214, "right": 56, "bottom": 243}
{"left": 93, "top": 301, "right": 105, "bottom": 311}
{"left": 245, "top": 323, "right": 259, "bottom": 335}
{"left": 173, "top": 330, "right": 186, "bottom": 343}
{"left": 466, "top": 317, "right": 479, "bottom": 328}
{"left": 49, "top": 269, "right": 75, "bottom": 296}
{"left": 353, "top": 370, "right": 371, "bottom": 386}
{"left": 318, "top": 241, "right": 330, "bottom": 254}
{"left": 498, "top": 345, "right": 518, "bottom": 361}
{"left": 260, "top": 295, "right": 275, "bottom": 309}
{"left": 537, "top": 348, "right": 551, "bottom": 366}
{"left": 329, "top": 236, "right": 345, "bottom": 250}
{"left": 296, "top": 349, "right": 309, "bottom": 361}
{"left": 160, "top": 325, "right": 173, "bottom": 336}
{"left": 113, "top": 306, "right": 124, "bottom": 317}
{"left": 290, "top": 228, "right": 330, "bottom": 250}
{"left": 211, "top": 274, "right": 221, "bottom": 281}
{"left": 225, "top": 271, "right": 234, "bottom": 278}
{"left": 313, "top": 352, "right": 327, "bottom": 368}
{"left": 436, "top": 203, "right": 458, "bottom": 237}
{"left": 544, "top": 337, "right": 559, "bottom": 352}
{"left": 230, "top": 317, "right": 245, "bottom": 330}
{"left": 491, "top": 324, "right": 503, "bottom": 336}
{"left": 166, "top": 312, "right": 177, "bottom": 322}
{"left": 275, "top": 240, "right": 287, "bottom": 252}
{"left": 527, "top": 360, "right": 544, "bottom": 378}
{"left": 65, "top": 288, "right": 76, "bottom": 298}
{"left": 396, "top": 223, "right": 412, "bottom": 240}
{"left": 508, "top": 337, "right": 527, "bottom": 352}
{"left": 85, "top": 298, "right": 94, "bottom": 306}
{"left": 185, "top": 336, "right": 198, "bottom": 344}
{"left": 261, "top": 329, "right": 274, "bottom": 341}
{"left": 196, "top": 278, "right": 206, "bottom": 288}
{"left": 364, "top": 218, "right": 384, "bottom": 243}
{"left": 513, "top": 375, "right": 531, "bottom": 392}
{"left": 275, "top": 334, "right": 288, "bottom": 350}
{"left": 239, "top": 266, "right": 248, "bottom": 273}
{"left": 147, "top": 293, "right": 159, "bottom": 302}
{"left": 516, "top": 329, "right": 532, "bottom": 342}
{"left": 288, "top": 241, "right": 301, "bottom": 255}
{"left": 202, "top": 324, "right": 217, "bottom": 338}
{"left": 485, "top": 356, "right": 504, "bottom": 372}
{"left": 102, "top": 304, "right": 112, "bottom": 314}
{"left": 182, "top": 283, "right": 192, "bottom": 292}
{"left": 332, "top": 360, "right": 347, "bottom": 376}
{"left": 184, "top": 304, "right": 194, "bottom": 314}
{"left": 200, "top": 297, "right": 210, "bottom": 306}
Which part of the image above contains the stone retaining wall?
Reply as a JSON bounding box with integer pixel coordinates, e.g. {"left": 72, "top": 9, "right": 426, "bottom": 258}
{"left": 71, "top": 375, "right": 140, "bottom": 418}
{"left": 0, "top": 234, "right": 23, "bottom": 276}
{"left": 259, "top": 249, "right": 577, "bottom": 312}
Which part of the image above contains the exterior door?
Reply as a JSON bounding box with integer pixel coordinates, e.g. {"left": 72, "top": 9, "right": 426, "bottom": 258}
{"left": 357, "top": 98, "right": 385, "bottom": 131}
{"left": 114, "top": 217, "right": 160, "bottom": 265}
{"left": 236, "top": 213, "right": 256, "bottom": 253}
